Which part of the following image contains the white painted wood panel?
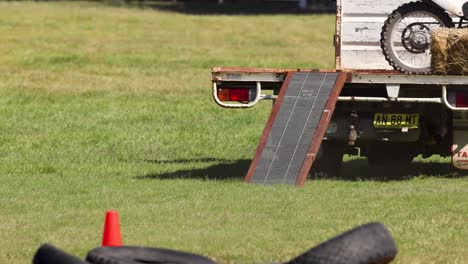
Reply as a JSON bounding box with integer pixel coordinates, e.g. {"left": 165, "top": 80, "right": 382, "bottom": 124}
{"left": 342, "top": 21, "right": 385, "bottom": 43}
{"left": 341, "top": 50, "right": 392, "bottom": 70}
{"left": 342, "top": 0, "right": 412, "bottom": 15}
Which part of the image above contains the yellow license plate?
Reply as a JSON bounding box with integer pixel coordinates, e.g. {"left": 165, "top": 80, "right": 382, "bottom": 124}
{"left": 373, "top": 113, "right": 419, "bottom": 129}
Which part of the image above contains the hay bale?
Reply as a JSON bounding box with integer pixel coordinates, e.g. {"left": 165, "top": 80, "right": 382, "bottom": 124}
{"left": 431, "top": 28, "right": 450, "bottom": 75}
{"left": 432, "top": 28, "right": 468, "bottom": 75}
{"left": 447, "top": 29, "right": 468, "bottom": 75}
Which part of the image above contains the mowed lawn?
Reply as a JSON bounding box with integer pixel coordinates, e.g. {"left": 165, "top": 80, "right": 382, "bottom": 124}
{"left": 0, "top": 1, "right": 467, "bottom": 263}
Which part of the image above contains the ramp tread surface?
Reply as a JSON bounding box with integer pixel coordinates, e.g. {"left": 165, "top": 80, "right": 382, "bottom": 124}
{"left": 245, "top": 72, "right": 347, "bottom": 186}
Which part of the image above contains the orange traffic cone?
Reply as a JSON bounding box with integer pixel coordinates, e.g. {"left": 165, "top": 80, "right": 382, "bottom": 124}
{"left": 101, "top": 210, "right": 123, "bottom": 246}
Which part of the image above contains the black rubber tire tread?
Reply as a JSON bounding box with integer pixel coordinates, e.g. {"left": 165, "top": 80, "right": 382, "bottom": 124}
{"left": 285, "top": 222, "right": 397, "bottom": 264}
{"left": 366, "top": 143, "right": 414, "bottom": 167}
{"left": 86, "top": 246, "right": 217, "bottom": 264}
{"left": 381, "top": 1, "right": 453, "bottom": 74}
{"left": 367, "top": 153, "right": 413, "bottom": 167}
{"left": 33, "top": 244, "right": 89, "bottom": 264}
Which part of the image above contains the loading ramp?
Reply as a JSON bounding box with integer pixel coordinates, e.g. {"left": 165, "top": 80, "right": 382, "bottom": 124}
{"left": 244, "top": 71, "right": 348, "bottom": 186}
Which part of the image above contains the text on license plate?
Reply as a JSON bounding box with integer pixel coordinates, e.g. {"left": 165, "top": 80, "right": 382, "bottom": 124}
{"left": 373, "top": 113, "right": 419, "bottom": 128}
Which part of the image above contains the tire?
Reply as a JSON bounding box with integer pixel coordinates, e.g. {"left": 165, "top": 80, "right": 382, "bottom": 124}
{"left": 366, "top": 143, "right": 414, "bottom": 167}
{"left": 33, "top": 244, "right": 89, "bottom": 264}
{"left": 464, "top": 2, "right": 468, "bottom": 18}
{"left": 367, "top": 156, "right": 412, "bottom": 167}
{"left": 285, "top": 222, "right": 397, "bottom": 264}
{"left": 311, "top": 141, "right": 345, "bottom": 178}
{"left": 86, "top": 246, "right": 217, "bottom": 264}
{"left": 381, "top": 1, "right": 453, "bottom": 74}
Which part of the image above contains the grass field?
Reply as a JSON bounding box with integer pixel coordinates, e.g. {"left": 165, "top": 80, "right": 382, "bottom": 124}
{"left": 0, "top": 1, "right": 467, "bottom": 263}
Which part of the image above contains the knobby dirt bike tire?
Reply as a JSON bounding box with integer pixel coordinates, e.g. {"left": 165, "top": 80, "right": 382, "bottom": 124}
{"left": 285, "top": 222, "right": 397, "bottom": 264}
{"left": 86, "top": 246, "right": 217, "bottom": 264}
{"left": 381, "top": 1, "right": 454, "bottom": 74}
{"left": 33, "top": 244, "right": 89, "bottom": 264}
{"left": 33, "top": 223, "right": 396, "bottom": 264}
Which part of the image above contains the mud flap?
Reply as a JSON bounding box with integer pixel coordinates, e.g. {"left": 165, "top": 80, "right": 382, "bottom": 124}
{"left": 451, "top": 113, "right": 468, "bottom": 169}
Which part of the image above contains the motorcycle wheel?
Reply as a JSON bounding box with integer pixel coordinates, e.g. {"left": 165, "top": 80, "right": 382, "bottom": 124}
{"left": 381, "top": 1, "right": 453, "bottom": 74}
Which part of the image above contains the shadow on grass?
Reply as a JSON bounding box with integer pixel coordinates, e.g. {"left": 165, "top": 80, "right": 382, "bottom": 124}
{"left": 318, "top": 159, "right": 466, "bottom": 182}
{"left": 144, "top": 158, "right": 231, "bottom": 164}
{"left": 137, "top": 159, "right": 250, "bottom": 180}
{"left": 136, "top": 158, "right": 465, "bottom": 182}
{"left": 103, "top": 0, "right": 336, "bottom": 15}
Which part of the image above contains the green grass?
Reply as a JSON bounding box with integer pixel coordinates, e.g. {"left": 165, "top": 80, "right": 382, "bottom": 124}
{"left": 0, "top": 1, "right": 467, "bottom": 263}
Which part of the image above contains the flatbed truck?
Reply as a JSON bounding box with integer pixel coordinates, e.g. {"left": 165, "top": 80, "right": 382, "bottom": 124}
{"left": 210, "top": 0, "right": 468, "bottom": 183}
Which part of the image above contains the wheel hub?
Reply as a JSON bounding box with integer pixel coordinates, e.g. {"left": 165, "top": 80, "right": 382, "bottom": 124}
{"left": 401, "top": 23, "right": 431, "bottom": 54}
{"left": 409, "top": 31, "right": 429, "bottom": 49}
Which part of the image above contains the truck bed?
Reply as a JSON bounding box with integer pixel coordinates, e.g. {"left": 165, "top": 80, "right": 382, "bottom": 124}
{"left": 212, "top": 67, "right": 468, "bottom": 85}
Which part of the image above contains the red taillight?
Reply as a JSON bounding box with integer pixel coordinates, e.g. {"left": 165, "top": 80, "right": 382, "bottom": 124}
{"left": 229, "top": 88, "right": 249, "bottom": 101}
{"left": 217, "top": 88, "right": 250, "bottom": 102}
{"left": 456, "top": 93, "right": 468, "bottom": 107}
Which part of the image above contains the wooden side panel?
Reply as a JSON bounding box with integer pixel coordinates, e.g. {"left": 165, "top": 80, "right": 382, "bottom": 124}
{"left": 341, "top": 49, "right": 390, "bottom": 70}
{"left": 342, "top": 0, "right": 410, "bottom": 15}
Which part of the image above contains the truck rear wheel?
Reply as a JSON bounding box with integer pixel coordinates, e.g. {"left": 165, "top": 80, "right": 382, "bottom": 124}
{"left": 311, "top": 141, "right": 345, "bottom": 178}
{"left": 366, "top": 143, "right": 415, "bottom": 167}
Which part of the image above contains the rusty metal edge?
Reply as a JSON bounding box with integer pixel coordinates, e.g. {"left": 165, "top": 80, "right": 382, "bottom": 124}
{"left": 212, "top": 67, "right": 399, "bottom": 75}
{"left": 244, "top": 72, "right": 295, "bottom": 184}
{"left": 295, "top": 72, "right": 350, "bottom": 187}
{"left": 211, "top": 67, "right": 341, "bottom": 74}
